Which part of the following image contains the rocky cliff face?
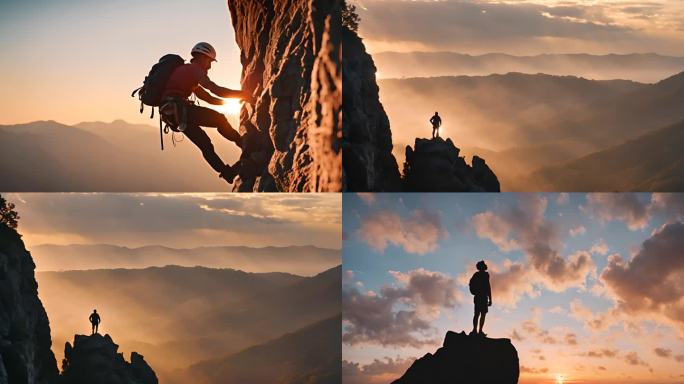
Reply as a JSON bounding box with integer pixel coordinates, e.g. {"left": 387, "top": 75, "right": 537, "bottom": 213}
{"left": 227, "top": 0, "right": 342, "bottom": 192}
{"left": 61, "top": 333, "right": 157, "bottom": 384}
{"left": 392, "top": 331, "right": 519, "bottom": 384}
{"left": 403, "top": 137, "right": 500, "bottom": 192}
{"left": 341, "top": 26, "right": 499, "bottom": 192}
{"left": 342, "top": 28, "right": 402, "bottom": 191}
{"left": 0, "top": 224, "right": 58, "bottom": 384}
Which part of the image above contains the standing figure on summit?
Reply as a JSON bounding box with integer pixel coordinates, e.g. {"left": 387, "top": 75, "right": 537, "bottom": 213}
{"left": 89, "top": 309, "right": 101, "bottom": 334}
{"left": 468, "top": 260, "right": 492, "bottom": 336}
{"left": 429, "top": 111, "right": 442, "bottom": 139}
{"left": 160, "top": 42, "right": 247, "bottom": 183}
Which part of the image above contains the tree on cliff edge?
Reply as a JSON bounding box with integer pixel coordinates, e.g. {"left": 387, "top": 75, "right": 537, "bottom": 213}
{"left": 342, "top": 1, "right": 360, "bottom": 32}
{"left": 0, "top": 194, "right": 20, "bottom": 229}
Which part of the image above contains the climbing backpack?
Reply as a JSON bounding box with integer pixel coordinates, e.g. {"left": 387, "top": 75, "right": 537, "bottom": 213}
{"left": 469, "top": 273, "right": 479, "bottom": 295}
{"left": 131, "top": 54, "right": 185, "bottom": 149}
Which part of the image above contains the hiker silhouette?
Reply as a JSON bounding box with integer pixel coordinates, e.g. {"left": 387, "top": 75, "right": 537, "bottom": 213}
{"left": 468, "top": 260, "right": 492, "bottom": 336}
{"left": 89, "top": 309, "right": 101, "bottom": 334}
{"left": 133, "top": 42, "right": 248, "bottom": 184}
{"left": 429, "top": 112, "right": 442, "bottom": 139}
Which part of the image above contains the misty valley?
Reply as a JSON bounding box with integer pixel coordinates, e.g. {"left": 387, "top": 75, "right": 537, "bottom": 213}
{"left": 375, "top": 57, "right": 684, "bottom": 191}
{"left": 36, "top": 258, "right": 341, "bottom": 383}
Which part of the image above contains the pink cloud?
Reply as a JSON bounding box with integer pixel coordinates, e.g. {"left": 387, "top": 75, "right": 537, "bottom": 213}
{"left": 358, "top": 209, "right": 447, "bottom": 255}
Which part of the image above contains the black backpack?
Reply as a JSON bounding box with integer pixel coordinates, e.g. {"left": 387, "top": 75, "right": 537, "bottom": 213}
{"left": 131, "top": 54, "right": 185, "bottom": 150}
{"left": 131, "top": 54, "right": 185, "bottom": 112}
{"left": 469, "top": 273, "right": 480, "bottom": 295}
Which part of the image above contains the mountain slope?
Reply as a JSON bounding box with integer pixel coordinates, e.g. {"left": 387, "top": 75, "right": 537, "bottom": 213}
{"left": 31, "top": 243, "right": 340, "bottom": 275}
{"left": 36, "top": 265, "right": 341, "bottom": 380}
{"left": 377, "top": 71, "right": 684, "bottom": 190}
{"left": 178, "top": 315, "right": 341, "bottom": 384}
{"left": 531, "top": 120, "right": 684, "bottom": 191}
{"left": 0, "top": 120, "right": 232, "bottom": 191}
{"left": 373, "top": 52, "right": 684, "bottom": 82}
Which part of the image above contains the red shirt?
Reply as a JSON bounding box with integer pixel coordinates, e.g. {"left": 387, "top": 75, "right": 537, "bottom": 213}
{"left": 163, "top": 62, "right": 210, "bottom": 99}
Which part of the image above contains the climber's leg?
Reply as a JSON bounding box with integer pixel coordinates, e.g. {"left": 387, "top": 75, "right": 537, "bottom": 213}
{"left": 184, "top": 125, "right": 226, "bottom": 174}
{"left": 479, "top": 312, "right": 486, "bottom": 334}
{"left": 472, "top": 310, "right": 479, "bottom": 334}
{"left": 186, "top": 105, "right": 241, "bottom": 145}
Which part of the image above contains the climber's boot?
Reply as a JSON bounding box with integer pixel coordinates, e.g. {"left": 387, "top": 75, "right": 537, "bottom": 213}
{"left": 219, "top": 164, "right": 239, "bottom": 184}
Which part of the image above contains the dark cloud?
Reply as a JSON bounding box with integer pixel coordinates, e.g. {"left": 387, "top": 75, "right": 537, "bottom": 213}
{"left": 601, "top": 221, "right": 684, "bottom": 332}
{"left": 520, "top": 366, "right": 549, "bottom": 374}
{"left": 584, "top": 349, "right": 619, "bottom": 358}
{"left": 342, "top": 358, "right": 413, "bottom": 384}
{"left": 342, "top": 286, "right": 434, "bottom": 347}
{"left": 624, "top": 351, "right": 649, "bottom": 367}
{"left": 583, "top": 193, "right": 651, "bottom": 230}
{"left": 653, "top": 347, "right": 671, "bottom": 358}
{"left": 356, "top": 0, "right": 640, "bottom": 52}
{"left": 343, "top": 269, "right": 461, "bottom": 347}
{"left": 473, "top": 194, "right": 594, "bottom": 292}
{"left": 565, "top": 332, "right": 578, "bottom": 345}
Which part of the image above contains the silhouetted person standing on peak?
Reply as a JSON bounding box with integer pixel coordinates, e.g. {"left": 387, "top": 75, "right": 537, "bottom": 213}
{"left": 89, "top": 309, "right": 101, "bottom": 334}
{"left": 429, "top": 112, "right": 442, "bottom": 139}
{"left": 469, "top": 260, "right": 492, "bottom": 336}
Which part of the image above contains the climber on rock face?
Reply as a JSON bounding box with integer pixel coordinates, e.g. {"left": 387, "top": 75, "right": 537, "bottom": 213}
{"left": 89, "top": 309, "right": 101, "bottom": 334}
{"left": 160, "top": 42, "right": 248, "bottom": 184}
{"left": 468, "top": 260, "right": 492, "bottom": 336}
{"left": 429, "top": 112, "right": 442, "bottom": 139}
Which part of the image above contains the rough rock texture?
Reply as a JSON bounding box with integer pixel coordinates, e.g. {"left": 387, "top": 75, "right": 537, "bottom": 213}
{"left": 61, "top": 333, "right": 157, "bottom": 384}
{"left": 342, "top": 27, "right": 402, "bottom": 191}
{"left": 0, "top": 224, "right": 59, "bottom": 384}
{"left": 393, "top": 331, "right": 519, "bottom": 384}
{"left": 403, "top": 137, "right": 500, "bottom": 192}
{"left": 227, "top": 0, "right": 342, "bottom": 192}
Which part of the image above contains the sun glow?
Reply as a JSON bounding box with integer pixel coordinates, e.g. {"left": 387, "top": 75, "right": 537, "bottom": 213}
{"left": 556, "top": 374, "right": 565, "bottom": 384}
{"left": 215, "top": 98, "right": 242, "bottom": 115}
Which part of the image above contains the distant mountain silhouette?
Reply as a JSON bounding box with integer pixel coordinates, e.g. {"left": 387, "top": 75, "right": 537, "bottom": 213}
{"left": 403, "top": 137, "right": 499, "bottom": 191}
{"left": 174, "top": 315, "right": 341, "bottom": 384}
{"left": 37, "top": 265, "right": 341, "bottom": 381}
{"left": 32, "top": 244, "right": 340, "bottom": 275}
{"left": 373, "top": 52, "right": 684, "bottom": 83}
{"left": 531, "top": 120, "right": 684, "bottom": 191}
{"left": 61, "top": 333, "right": 157, "bottom": 384}
{"left": 392, "top": 331, "right": 519, "bottom": 384}
{"left": 0, "top": 120, "right": 237, "bottom": 191}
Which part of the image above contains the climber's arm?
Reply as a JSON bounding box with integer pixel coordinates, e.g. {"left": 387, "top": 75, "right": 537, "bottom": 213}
{"left": 195, "top": 87, "right": 223, "bottom": 105}
{"left": 198, "top": 73, "right": 244, "bottom": 99}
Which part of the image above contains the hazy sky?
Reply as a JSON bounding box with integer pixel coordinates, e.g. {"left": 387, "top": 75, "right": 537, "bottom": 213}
{"left": 343, "top": 193, "right": 684, "bottom": 384}
{"left": 6, "top": 193, "right": 342, "bottom": 249}
{"left": 0, "top": 0, "right": 243, "bottom": 125}
{"left": 353, "top": 0, "right": 684, "bottom": 55}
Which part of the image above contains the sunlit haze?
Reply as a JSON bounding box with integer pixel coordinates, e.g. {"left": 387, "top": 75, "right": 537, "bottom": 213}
{"left": 0, "top": 0, "right": 243, "bottom": 125}
{"left": 7, "top": 193, "right": 342, "bottom": 250}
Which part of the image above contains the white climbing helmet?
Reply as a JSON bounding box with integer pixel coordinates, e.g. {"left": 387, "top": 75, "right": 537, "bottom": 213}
{"left": 191, "top": 42, "right": 217, "bottom": 61}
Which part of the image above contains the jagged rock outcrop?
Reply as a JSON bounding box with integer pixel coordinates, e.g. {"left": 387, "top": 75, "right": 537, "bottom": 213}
{"left": 0, "top": 224, "right": 59, "bottom": 384}
{"left": 403, "top": 137, "right": 500, "bottom": 192}
{"left": 393, "top": 331, "right": 519, "bottom": 384}
{"left": 342, "top": 26, "right": 402, "bottom": 191}
{"left": 227, "top": 0, "right": 341, "bottom": 192}
{"left": 61, "top": 333, "right": 157, "bottom": 384}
